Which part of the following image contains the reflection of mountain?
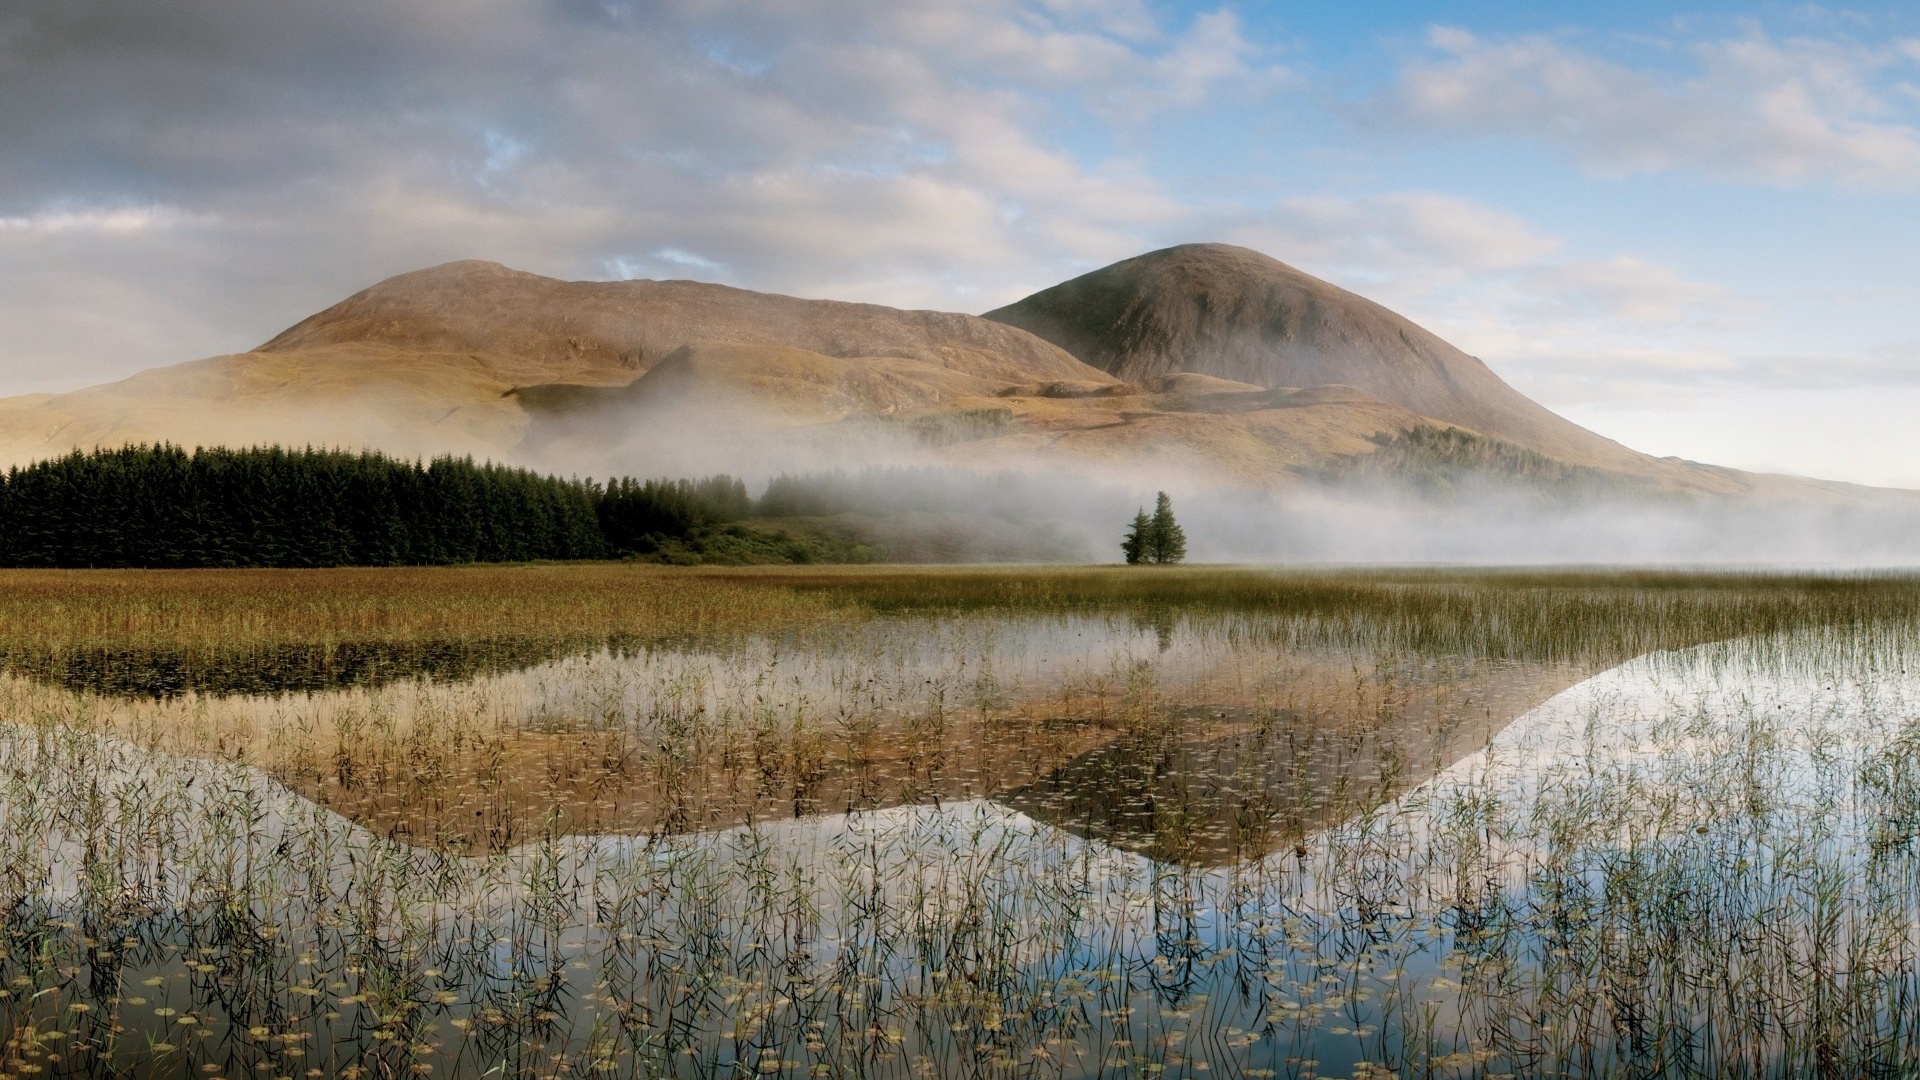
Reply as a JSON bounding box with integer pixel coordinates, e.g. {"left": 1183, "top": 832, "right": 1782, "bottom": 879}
{"left": 998, "top": 657, "right": 1597, "bottom": 866}
{"left": 0, "top": 628, "right": 1813, "bottom": 869}
{"left": 0, "top": 245, "right": 1899, "bottom": 505}
{"left": 277, "top": 642, "right": 1612, "bottom": 862}
{"left": 7, "top": 637, "right": 1896, "bottom": 1078}
{"left": 0, "top": 622, "right": 1602, "bottom": 862}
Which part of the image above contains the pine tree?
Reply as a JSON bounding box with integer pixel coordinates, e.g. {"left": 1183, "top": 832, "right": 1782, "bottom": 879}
{"left": 1121, "top": 508, "right": 1151, "bottom": 564}
{"left": 1147, "top": 491, "right": 1185, "bottom": 564}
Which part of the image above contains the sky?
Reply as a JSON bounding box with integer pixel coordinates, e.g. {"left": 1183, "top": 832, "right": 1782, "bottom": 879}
{"left": 6, "top": 1, "right": 1920, "bottom": 485}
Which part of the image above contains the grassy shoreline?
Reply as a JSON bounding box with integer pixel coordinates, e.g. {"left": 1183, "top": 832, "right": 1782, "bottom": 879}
{"left": 2, "top": 561, "right": 1914, "bottom": 662}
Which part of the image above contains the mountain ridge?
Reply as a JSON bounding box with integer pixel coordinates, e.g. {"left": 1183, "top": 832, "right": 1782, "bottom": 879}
{"left": 0, "top": 247, "right": 1899, "bottom": 509}
{"left": 263, "top": 259, "right": 1105, "bottom": 385}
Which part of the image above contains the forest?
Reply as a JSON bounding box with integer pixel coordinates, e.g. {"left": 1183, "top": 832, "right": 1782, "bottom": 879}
{"left": 0, "top": 445, "right": 769, "bottom": 568}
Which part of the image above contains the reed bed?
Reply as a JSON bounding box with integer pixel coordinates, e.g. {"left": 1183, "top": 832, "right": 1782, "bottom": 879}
{"left": 2, "top": 612, "right": 1557, "bottom": 859}
{"left": 0, "top": 567, "right": 1916, "bottom": 1078}
{"left": 0, "top": 566, "right": 830, "bottom": 655}
{"left": 4, "top": 564, "right": 1917, "bottom": 660}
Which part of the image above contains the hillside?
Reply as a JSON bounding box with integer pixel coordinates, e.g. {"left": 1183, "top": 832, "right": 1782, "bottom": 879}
{"left": 0, "top": 261, "right": 1109, "bottom": 469}
{"left": 0, "top": 248, "right": 1896, "bottom": 509}
{"left": 262, "top": 260, "right": 1101, "bottom": 385}
{"left": 986, "top": 244, "right": 1652, "bottom": 472}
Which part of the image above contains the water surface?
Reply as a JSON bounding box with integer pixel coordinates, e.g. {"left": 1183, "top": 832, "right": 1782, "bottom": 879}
{"left": 1, "top": 609, "right": 1914, "bottom": 1078}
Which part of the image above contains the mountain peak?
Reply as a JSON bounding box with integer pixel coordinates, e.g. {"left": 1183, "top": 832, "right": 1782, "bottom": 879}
{"left": 985, "top": 242, "right": 1641, "bottom": 470}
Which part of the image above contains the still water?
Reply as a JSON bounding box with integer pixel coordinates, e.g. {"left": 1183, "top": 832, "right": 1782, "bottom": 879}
{"left": 0, "top": 612, "right": 1915, "bottom": 1078}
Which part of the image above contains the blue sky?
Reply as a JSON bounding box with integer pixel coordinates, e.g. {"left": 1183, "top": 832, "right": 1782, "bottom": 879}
{"left": 5, "top": 0, "right": 1920, "bottom": 483}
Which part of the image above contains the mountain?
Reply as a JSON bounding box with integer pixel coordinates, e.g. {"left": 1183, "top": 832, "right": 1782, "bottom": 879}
{"left": 985, "top": 243, "right": 1645, "bottom": 473}
{"left": 261, "top": 259, "right": 1100, "bottom": 385}
{"left": 0, "top": 248, "right": 1889, "bottom": 507}
{"left": 0, "top": 260, "right": 1109, "bottom": 467}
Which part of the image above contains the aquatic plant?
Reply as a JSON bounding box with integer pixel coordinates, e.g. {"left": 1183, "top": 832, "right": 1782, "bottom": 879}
{"left": 1, "top": 568, "right": 1918, "bottom": 1078}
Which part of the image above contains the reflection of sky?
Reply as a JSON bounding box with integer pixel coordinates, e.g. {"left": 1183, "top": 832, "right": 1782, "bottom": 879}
{"left": 8, "top": 630, "right": 1919, "bottom": 1074}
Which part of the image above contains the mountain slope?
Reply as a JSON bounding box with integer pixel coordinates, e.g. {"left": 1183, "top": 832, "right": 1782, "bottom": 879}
{"left": 264, "top": 259, "right": 1103, "bottom": 384}
{"left": 0, "top": 261, "right": 1109, "bottom": 466}
{"left": 0, "top": 343, "right": 598, "bottom": 464}
{"left": 984, "top": 243, "right": 1647, "bottom": 472}
{"left": 0, "top": 248, "right": 1897, "bottom": 510}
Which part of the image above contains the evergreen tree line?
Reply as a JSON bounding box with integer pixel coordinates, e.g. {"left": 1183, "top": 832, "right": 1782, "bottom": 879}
{"left": 0, "top": 445, "right": 757, "bottom": 568}
{"left": 0, "top": 450, "right": 1008, "bottom": 568}
{"left": 598, "top": 475, "right": 751, "bottom": 554}
{"left": 0, "top": 446, "right": 1193, "bottom": 568}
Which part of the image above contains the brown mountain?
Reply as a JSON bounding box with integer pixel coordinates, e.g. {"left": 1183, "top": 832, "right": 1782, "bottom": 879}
{"left": 985, "top": 243, "right": 1647, "bottom": 472}
{"left": 263, "top": 259, "right": 1098, "bottom": 385}
{"left": 0, "top": 260, "right": 1110, "bottom": 466}
{"left": 0, "top": 248, "right": 1887, "bottom": 503}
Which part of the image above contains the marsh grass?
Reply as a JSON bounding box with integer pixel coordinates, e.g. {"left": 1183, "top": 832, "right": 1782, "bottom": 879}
{"left": 1, "top": 567, "right": 1919, "bottom": 1078}
{"left": 5, "top": 564, "right": 1916, "bottom": 662}
{"left": 0, "top": 565, "right": 830, "bottom": 656}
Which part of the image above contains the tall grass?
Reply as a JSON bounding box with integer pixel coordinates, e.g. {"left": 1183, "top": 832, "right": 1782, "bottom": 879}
{"left": 0, "top": 568, "right": 1918, "bottom": 1077}
{"left": 5, "top": 563, "right": 1914, "bottom": 658}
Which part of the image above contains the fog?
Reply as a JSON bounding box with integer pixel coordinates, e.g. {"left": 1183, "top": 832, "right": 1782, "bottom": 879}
{"left": 510, "top": 386, "right": 1920, "bottom": 567}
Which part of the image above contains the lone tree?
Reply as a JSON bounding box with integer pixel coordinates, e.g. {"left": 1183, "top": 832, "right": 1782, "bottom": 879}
{"left": 1148, "top": 491, "right": 1186, "bottom": 563}
{"left": 1122, "top": 492, "right": 1186, "bottom": 564}
{"left": 1121, "top": 507, "right": 1152, "bottom": 564}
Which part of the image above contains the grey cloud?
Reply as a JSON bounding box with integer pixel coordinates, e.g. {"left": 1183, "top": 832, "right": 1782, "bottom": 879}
{"left": 0, "top": 0, "right": 1273, "bottom": 393}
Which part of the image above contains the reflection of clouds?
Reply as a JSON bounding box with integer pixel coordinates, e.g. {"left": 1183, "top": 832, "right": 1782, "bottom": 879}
{"left": 16, "top": 629, "right": 1912, "bottom": 931}
{"left": 7, "top": 628, "right": 1920, "bottom": 1079}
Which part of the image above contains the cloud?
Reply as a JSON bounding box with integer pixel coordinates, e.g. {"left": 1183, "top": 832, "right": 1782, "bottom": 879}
{"left": 1204, "top": 191, "right": 1765, "bottom": 409}
{"left": 0, "top": 204, "right": 203, "bottom": 236}
{"left": 2, "top": 0, "right": 1908, "bottom": 492}
{"left": 1226, "top": 191, "right": 1736, "bottom": 334}
{"left": 0, "top": 0, "right": 1283, "bottom": 393}
{"left": 1389, "top": 25, "right": 1920, "bottom": 188}
{"left": 1228, "top": 191, "right": 1562, "bottom": 280}
{"left": 1512, "top": 257, "right": 1745, "bottom": 326}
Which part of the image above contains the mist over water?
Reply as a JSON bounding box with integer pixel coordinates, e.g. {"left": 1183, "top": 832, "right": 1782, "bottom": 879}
{"left": 1191, "top": 487, "right": 1920, "bottom": 566}
{"left": 515, "top": 391, "right": 1920, "bottom": 565}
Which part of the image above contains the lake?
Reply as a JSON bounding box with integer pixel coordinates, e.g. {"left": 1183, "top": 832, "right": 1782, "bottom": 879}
{"left": 0, "top": 568, "right": 1915, "bottom": 1079}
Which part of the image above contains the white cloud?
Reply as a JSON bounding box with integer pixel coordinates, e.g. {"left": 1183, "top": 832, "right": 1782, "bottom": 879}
{"left": 1391, "top": 26, "right": 1920, "bottom": 188}
{"left": 1206, "top": 191, "right": 1766, "bottom": 410}
{"left": 1513, "top": 257, "right": 1745, "bottom": 326}
{"left": 1224, "top": 191, "right": 1732, "bottom": 336}
{"left": 0, "top": 204, "right": 201, "bottom": 237}
{"left": 1233, "top": 191, "right": 1562, "bottom": 280}
{"left": 3, "top": 0, "right": 1914, "bottom": 495}
{"left": 1145, "top": 10, "right": 1267, "bottom": 107}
